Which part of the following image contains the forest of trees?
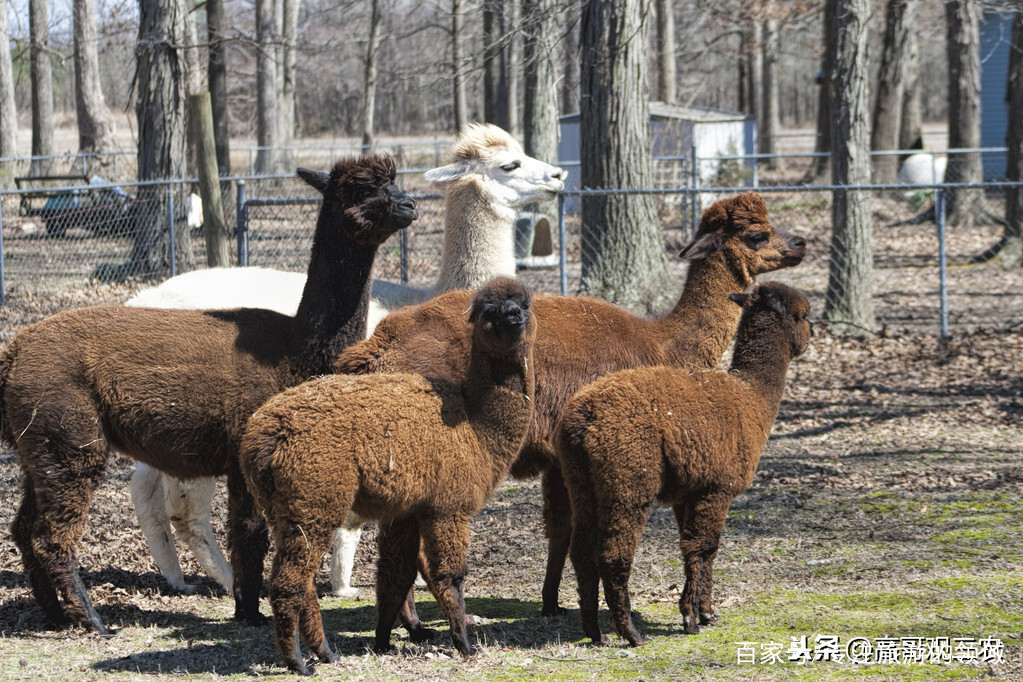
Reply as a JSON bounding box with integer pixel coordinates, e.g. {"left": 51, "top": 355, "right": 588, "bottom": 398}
{"left": 0, "top": 0, "right": 1020, "bottom": 323}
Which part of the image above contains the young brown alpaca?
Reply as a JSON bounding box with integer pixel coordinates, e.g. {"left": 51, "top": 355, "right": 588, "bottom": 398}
{"left": 0, "top": 156, "right": 416, "bottom": 635}
{"left": 334, "top": 192, "right": 807, "bottom": 617}
{"left": 240, "top": 278, "right": 535, "bottom": 675}
{"left": 558, "top": 282, "right": 812, "bottom": 646}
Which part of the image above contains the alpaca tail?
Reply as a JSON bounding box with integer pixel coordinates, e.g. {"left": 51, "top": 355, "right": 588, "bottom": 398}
{"left": 238, "top": 414, "right": 290, "bottom": 528}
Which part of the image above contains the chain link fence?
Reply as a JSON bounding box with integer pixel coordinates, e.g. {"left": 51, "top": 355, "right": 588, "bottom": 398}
{"left": 1, "top": 149, "right": 1020, "bottom": 338}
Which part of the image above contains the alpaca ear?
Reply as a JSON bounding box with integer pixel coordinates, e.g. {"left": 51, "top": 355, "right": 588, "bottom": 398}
{"left": 728, "top": 292, "right": 753, "bottom": 307}
{"left": 424, "top": 163, "right": 468, "bottom": 185}
{"left": 678, "top": 232, "right": 724, "bottom": 261}
{"left": 297, "top": 168, "right": 331, "bottom": 194}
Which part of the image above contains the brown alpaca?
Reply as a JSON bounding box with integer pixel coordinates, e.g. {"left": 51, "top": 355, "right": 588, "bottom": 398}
{"left": 240, "top": 278, "right": 535, "bottom": 675}
{"left": 335, "top": 192, "right": 807, "bottom": 617}
{"left": 0, "top": 156, "right": 416, "bottom": 635}
{"left": 558, "top": 282, "right": 812, "bottom": 646}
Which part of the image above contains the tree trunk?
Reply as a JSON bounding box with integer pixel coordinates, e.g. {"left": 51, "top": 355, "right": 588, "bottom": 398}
{"left": 280, "top": 0, "right": 299, "bottom": 159}
{"left": 654, "top": 0, "right": 675, "bottom": 103}
{"left": 523, "top": 0, "right": 560, "bottom": 241}
{"left": 871, "top": 0, "right": 917, "bottom": 184}
{"left": 760, "top": 15, "right": 783, "bottom": 170}
{"left": 944, "top": 0, "right": 988, "bottom": 226}
{"left": 898, "top": 7, "right": 923, "bottom": 155}
{"left": 207, "top": 0, "right": 231, "bottom": 180}
{"left": 505, "top": 0, "right": 521, "bottom": 135}
{"left": 29, "top": 0, "right": 54, "bottom": 177}
{"left": 1000, "top": 10, "right": 1022, "bottom": 268}
{"left": 361, "top": 0, "right": 382, "bottom": 149}
{"left": 452, "top": 0, "right": 469, "bottom": 130}
{"left": 579, "top": 0, "right": 673, "bottom": 315}
{"left": 561, "top": 9, "right": 580, "bottom": 114}
{"left": 807, "top": 0, "right": 836, "bottom": 181}
{"left": 824, "top": 0, "right": 874, "bottom": 335}
{"left": 256, "top": 0, "right": 281, "bottom": 174}
{"left": 73, "top": 0, "right": 117, "bottom": 160}
{"left": 483, "top": 0, "right": 507, "bottom": 128}
{"left": 0, "top": 0, "right": 17, "bottom": 182}
{"left": 131, "top": 0, "right": 195, "bottom": 280}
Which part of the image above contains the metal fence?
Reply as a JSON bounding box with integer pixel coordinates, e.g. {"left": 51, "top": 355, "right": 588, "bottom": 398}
{"left": 1, "top": 157, "right": 1020, "bottom": 339}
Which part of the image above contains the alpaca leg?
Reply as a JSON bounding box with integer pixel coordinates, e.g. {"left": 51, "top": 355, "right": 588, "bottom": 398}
{"left": 130, "top": 464, "right": 193, "bottom": 593}
{"left": 375, "top": 518, "right": 426, "bottom": 651}
{"left": 328, "top": 512, "right": 363, "bottom": 598}
{"left": 568, "top": 496, "right": 605, "bottom": 644}
{"left": 165, "top": 475, "right": 233, "bottom": 593}
{"left": 598, "top": 501, "right": 653, "bottom": 646}
{"left": 672, "top": 497, "right": 729, "bottom": 634}
{"left": 11, "top": 481, "right": 68, "bottom": 627}
{"left": 20, "top": 431, "right": 111, "bottom": 634}
{"left": 268, "top": 528, "right": 334, "bottom": 675}
{"left": 226, "top": 463, "right": 269, "bottom": 626}
{"left": 540, "top": 465, "right": 572, "bottom": 617}
{"left": 419, "top": 515, "right": 474, "bottom": 657}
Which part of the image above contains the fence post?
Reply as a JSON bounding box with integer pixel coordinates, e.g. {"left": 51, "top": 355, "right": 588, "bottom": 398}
{"left": 0, "top": 197, "right": 6, "bottom": 306}
{"left": 168, "top": 184, "right": 176, "bottom": 277}
{"left": 690, "top": 145, "right": 699, "bottom": 237}
{"left": 236, "top": 180, "right": 248, "bottom": 266}
{"left": 558, "top": 194, "right": 568, "bottom": 296}
{"left": 935, "top": 187, "right": 948, "bottom": 338}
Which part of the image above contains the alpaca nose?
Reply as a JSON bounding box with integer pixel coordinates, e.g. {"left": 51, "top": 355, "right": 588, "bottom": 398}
{"left": 790, "top": 235, "right": 806, "bottom": 250}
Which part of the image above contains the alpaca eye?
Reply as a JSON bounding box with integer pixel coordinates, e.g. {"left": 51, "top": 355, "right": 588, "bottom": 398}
{"left": 501, "top": 161, "right": 521, "bottom": 172}
{"left": 746, "top": 231, "right": 769, "bottom": 248}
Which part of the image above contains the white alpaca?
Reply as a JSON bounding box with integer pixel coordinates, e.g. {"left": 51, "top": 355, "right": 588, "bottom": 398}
{"left": 128, "top": 123, "right": 564, "bottom": 596}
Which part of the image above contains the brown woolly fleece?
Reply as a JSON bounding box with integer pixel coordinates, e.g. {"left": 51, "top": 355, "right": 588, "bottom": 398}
{"left": 240, "top": 278, "right": 535, "bottom": 675}
{"left": 334, "top": 192, "right": 807, "bottom": 616}
{"left": 0, "top": 155, "right": 416, "bottom": 635}
{"left": 557, "top": 282, "right": 812, "bottom": 646}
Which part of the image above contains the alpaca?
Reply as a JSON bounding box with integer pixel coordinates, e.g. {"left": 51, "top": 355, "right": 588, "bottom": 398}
{"left": 0, "top": 155, "right": 416, "bottom": 634}
{"left": 558, "top": 282, "right": 811, "bottom": 646}
{"left": 334, "top": 192, "right": 807, "bottom": 618}
{"left": 125, "top": 123, "right": 563, "bottom": 598}
{"left": 240, "top": 278, "right": 536, "bottom": 674}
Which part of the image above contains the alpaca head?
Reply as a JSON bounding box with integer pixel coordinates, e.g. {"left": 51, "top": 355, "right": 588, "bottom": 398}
{"left": 678, "top": 192, "right": 807, "bottom": 277}
{"left": 423, "top": 123, "right": 565, "bottom": 209}
{"left": 467, "top": 277, "right": 536, "bottom": 360}
{"left": 729, "top": 281, "right": 812, "bottom": 358}
{"left": 297, "top": 155, "right": 418, "bottom": 246}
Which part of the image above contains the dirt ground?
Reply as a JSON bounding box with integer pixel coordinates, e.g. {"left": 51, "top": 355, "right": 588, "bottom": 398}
{"left": 0, "top": 194, "right": 1020, "bottom": 680}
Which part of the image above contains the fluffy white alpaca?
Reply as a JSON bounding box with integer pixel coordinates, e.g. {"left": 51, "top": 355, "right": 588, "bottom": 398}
{"left": 128, "top": 124, "right": 564, "bottom": 596}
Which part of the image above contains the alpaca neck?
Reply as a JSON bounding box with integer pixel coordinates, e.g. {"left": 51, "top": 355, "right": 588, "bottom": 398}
{"left": 728, "top": 322, "right": 794, "bottom": 417}
{"left": 464, "top": 346, "right": 535, "bottom": 485}
{"left": 661, "top": 251, "right": 754, "bottom": 369}
{"left": 290, "top": 206, "right": 378, "bottom": 375}
{"left": 434, "top": 179, "right": 517, "bottom": 294}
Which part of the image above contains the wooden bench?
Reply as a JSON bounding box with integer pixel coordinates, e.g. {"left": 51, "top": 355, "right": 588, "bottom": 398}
{"left": 13, "top": 175, "right": 138, "bottom": 238}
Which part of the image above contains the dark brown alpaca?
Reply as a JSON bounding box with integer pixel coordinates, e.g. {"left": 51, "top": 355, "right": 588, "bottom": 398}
{"left": 0, "top": 155, "right": 416, "bottom": 635}
{"left": 335, "top": 192, "right": 807, "bottom": 617}
{"left": 558, "top": 282, "right": 811, "bottom": 646}
{"left": 240, "top": 278, "right": 535, "bottom": 675}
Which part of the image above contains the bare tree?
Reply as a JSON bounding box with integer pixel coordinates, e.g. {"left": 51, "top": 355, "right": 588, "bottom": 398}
{"left": 280, "top": 0, "right": 300, "bottom": 147}
{"left": 256, "top": 0, "right": 282, "bottom": 173}
{"left": 579, "top": 0, "right": 673, "bottom": 314}
{"left": 452, "top": 0, "right": 469, "bottom": 129}
{"left": 823, "top": 0, "right": 874, "bottom": 334}
{"left": 944, "top": 0, "right": 989, "bottom": 226}
{"left": 760, "top": 12, "right": 782, "bottom": 170}
{"left": 0, "top": 0, "right": 17, "bottom": 180}
{"left": 561, "top": 8, "right": 580, "bottom": 114}
{"left": 898, "top": 21, "right": 923, "bottom": 153}
{"left": 73, "top": 0, "right": 117, "bottom": 160}
{"left": 483, "top": 0, "right": 508, "bottom": 127}
{"left": 806, "top": 0, "right": 836, "bottom": 181}
{"left": 505, "top": 0, "right": 521, "bottom": 134}
{"left": 522, "top": 0, "right": 560, "bottom": 238}
{"left": 654, "top": 0, "right": 675, "bottom": 102}
{"left": 129, "top": 0, "right": 195, "bottom": 279}
{"left": 207, "top": 0, "right": 231, "bottom": 179}
{"left": 29, "top": 0, "right": 54, "bottom": 176}
{"left": 361, "top": 0, "right": 383, "bottom": 148}
{"left": 1001, "top": 9, "right": 1022, "bottom": 268}
{"left": 871, "top": 0, "right": 918, "bottom": 183}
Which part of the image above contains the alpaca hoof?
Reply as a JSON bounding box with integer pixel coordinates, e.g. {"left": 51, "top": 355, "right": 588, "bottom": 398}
{"left": 588, "top": 634, "right": 610, "bottom": 646}
{"left": 699, "top": 611, "right": 718, "bottom": 625}
{"left": 626, "top": 632, "right": 649, "bottom": 646}
{"left": 169, "top": 582, "right": 198, "bottom": 595}
{"left": 683, "top": 614, "right": 701, "bottom": 634}
{"left": 286, "top": 659, "right": 313, "bottom": 676}
{"left": 373, "top": 639, "right": 397, "bottom": 654}
{"left": 407, "top": 625, "right": 441, "bottom": 643}
{"left": 234, "top": 609, "right": 270, "bottom": 627}
{"left": 330, "top": 586, "right": 360, "bottom": 599}
{"left": 540, "top": 604, "right": 567, "bottom": 618}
